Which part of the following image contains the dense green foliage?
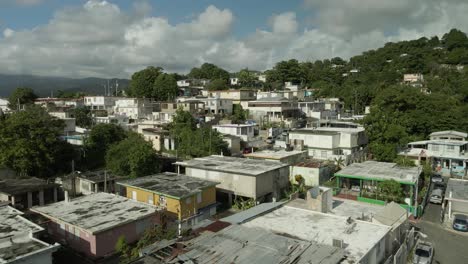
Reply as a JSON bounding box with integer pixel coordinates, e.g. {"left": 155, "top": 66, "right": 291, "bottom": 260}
{"left": 237, "top": 68, "right": 257, "bottom": 87}
{"left": 188, "top": 63, "right": 230, "bottom": 81}
{"left": 8, "top": 87, "right": 38, "bottom": 110}
{"left": 377, "top": 180, "right": 405, "bottom": 203}
{"left": 128, "top": 66, "right": 163, "bottom": 98}
{"left": 206, "top": 78, "right": 228, "bottom": 91}
{"left": 106, "top": 133, "right": 161, "bottom": 178}
{"left": 70, "top": 107, "right": 93, "bottom": 128}
{"left": 0, "top": 106, "right": 76, "bottom": 177}
{"left": 231, "top": 104, "right": 247, "bottom": 124}
{"left": 169, "top": 108, "right": 229, "bottom": 158}
{"left": 84, "top": 123, "right": 127, "bottom": 169}
{"left": 152, "top": 73, "right": 178, "bottom": 101}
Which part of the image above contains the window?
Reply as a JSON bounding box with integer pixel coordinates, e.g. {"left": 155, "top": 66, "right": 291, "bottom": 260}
{"left": 431, "top": 145, "right": 439, "bottom": 151}
{"left": 148, "top": 194, "right": 154, "bottom": 204}
{"left": 197, "top": 193, "right": 202, "bottom": 203}
{"left": 447, "top": 145, "right": 455, "bottom": 151}
{"left": 321, "top": 151, "right": 327, "bottom": 158}
{"left": 132, "top": 191, "right": 137, "bottom": 201}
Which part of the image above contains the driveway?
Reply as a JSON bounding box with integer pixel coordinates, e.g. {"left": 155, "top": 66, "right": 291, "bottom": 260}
{"left": 415, "top": 203, "right": 468, "bottom": 264}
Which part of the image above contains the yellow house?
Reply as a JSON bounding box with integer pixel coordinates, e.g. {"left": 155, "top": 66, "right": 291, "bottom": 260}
{"left": 117, "top": 172, "right": 218, "bottom": 224}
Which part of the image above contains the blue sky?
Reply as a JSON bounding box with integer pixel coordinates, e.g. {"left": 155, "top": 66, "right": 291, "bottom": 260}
{"left": 0, "top": 0, "right": 466, "bottom": 78}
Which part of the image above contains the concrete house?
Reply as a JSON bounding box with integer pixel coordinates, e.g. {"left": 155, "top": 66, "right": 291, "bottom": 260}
{"left": 56, "top": 170, "right": 123, "bottom": 196}
{"left": 400, "top": 130, "right": 468, "bottom": 177}
{"left": 117, "top": 172, "right": 218, "bottom": 228}
{"left": 212, "top": 124, "right": 256, "bottom": 142}
{"left": 0, "top": 205, "right": 59, "bottom": 264}
{"left": 244, "top": 149, "right": 309, "bottom": 165}
{"left": 140, "top": 127, "right": 169, "bottom": 152}
{"left": 113, "top": 98, "right": 154, "bottom": 120}
{"left": 0, "top": 177, "right": 60, "bottom": 210}
{"left": 247, "top": 97, "right": 300, "bottom": 124}
{"left": 443, "top": 179, "right": 468, "bottom": 221}
{"left": 335, "top": 161, "right": 421, "bottom": 216}
{"left": 203, "top": 89, "right": 257, "bottom": 107}
{"left": 0, "top": 98, "right": 10, "bottom": 113}
{"left": 197, "top": 97, "right": 233, "bottom": 115}
{"left": 298, "top": 98, "right": 343, "bottom": 120}
{"left": 288, "top": 127, "right": 368, "bottom": 164}
{"left": 290, "top": 160, "right": 332, "bottom": 187}
{"left": 83, "top": 96, "right": 119, "bottom": 112}
{"left": 31, "top": 193, "right": 163, "bottom": 258}
{"left": 175, "top": 155, "right": 290, "bottom": 203}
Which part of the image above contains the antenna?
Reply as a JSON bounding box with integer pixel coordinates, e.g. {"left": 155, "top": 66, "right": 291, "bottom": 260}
{"left": 107, "top": 79, "right": 110, "bottom": 96}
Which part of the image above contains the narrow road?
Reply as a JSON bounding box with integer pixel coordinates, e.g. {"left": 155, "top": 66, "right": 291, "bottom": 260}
{"left": 415, "top": 202, "right": 468, "bottom": 264}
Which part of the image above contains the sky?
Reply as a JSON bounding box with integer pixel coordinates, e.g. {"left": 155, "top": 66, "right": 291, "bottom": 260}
{"left": 0, "top": 0, "right": 468, "bottom": 79}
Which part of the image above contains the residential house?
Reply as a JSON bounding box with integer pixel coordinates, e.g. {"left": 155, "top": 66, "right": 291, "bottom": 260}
{"left": 212, "top": 124, "right": 256, "bottom": 141}
{"left": 335, "top": 161, "right": 421, "bottom": 216}
{"left": 372, "top": 202, "right": 409, "bottom": 256}
{"left": 247, "top": 97, "right": 300, "bottom": 126}
{"left": 241, "top": 204, "right": 391, "bottom": 264}
{"left": 403, "top": 73, "right": 424, "bottom": 84}
{"left": 203, "top": 89, "right": 256, "bottom": 108}
{"left": 244, "top": 149, "right": 308, "bottom": 165}
{"left": 0, "top": 98, "right": 10, "bottom": 113}
{"left": 298, "top": 98, "right": 343, "bottom": 120}
{"left": 176, "top": 80, "right": 192, "bottom": 87}
{"left": 288, "top": 126, "right": 368, "bottom": 164}
{"left": 197, "top": 97, "right": 233, "bottom": 115}
{"left": 289, "top": 159, "right": 332, "bottom": 187}
{"left": 443, "top": 179, "right": 468, "bottom": 222}
{"left": 94, "top": 114, "right": 129, "bottom": 126}
{"left": 133, "top": 224, "right": 345, "bottom": 264}
{"left": 284, "top": 82, "right": 300, "bottom": 91}
{"left": 153, "top": 101, "right": 204, "bottom": 123}
{"left": 0, "top": 205, "right": 59, "bottom": 264}
{"left": 222, "top": 135, "right": 242, "bottom": 156}
{"left": 114, "top": 98, "right": 154, "bottom": 120}
{"left": 49, "top": 111, "right": 76, "bottom": 134}
{"left": 56, "top": 170, "right": 123, "bottom": 197}
{"left": 0, "top": 177, "right": 60, "bottom": 210}
{"left": 256, "top": 90, "right": 294, "bottom": 100}
{"left": 117, "top": 172, "right": 218, "bottom": 228}
{"left": 83, "top": 96, "right": 119, "bottom": 112}
{"left": 257, "top": 74, "right": 267, "bottom": 82}
{"left": 175, "top": 155, "right": 290, "bottom": 204}
{"left": 31, "top": 193, "right": 163, "bottom": 258}
{"left": 399, "top": 130, "right": 468, "bottom": 177}
{"left": 141, "top": 127, "right": 170, "bottom": 152}
{"left": 230, "top": 77, "right": 239, "bottom": 86}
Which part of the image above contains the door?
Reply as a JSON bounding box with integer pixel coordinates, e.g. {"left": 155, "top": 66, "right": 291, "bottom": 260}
{"left": 132, "top": 191, "right": 137, "bottom": 201}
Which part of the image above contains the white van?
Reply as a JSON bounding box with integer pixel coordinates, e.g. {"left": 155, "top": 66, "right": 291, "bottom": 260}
{"left": 429, "top": 189, "right": 443, "bottom": 204}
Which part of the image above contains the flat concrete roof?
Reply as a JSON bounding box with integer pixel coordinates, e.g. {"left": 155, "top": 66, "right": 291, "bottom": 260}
{"left": 330, "top": 198, "right": 383, "bottom": 220}
{"left": 213, "top": 124, "right": 255, "bottom": 128}
{"left": 117, "top": 172, "right": 218, "bottom": 199}
{"left": 172, "top": 224, "right": 345, "bottom": 264}
{"left": 0, "top": 205, "right": 43, "bottom": 239}
{"left": 430, "top": 130, "right": 467, "bottom": 138}
{"left": 76, "top": 170, "right": 124, "bottom": 183}
{"left": 221, "top": 201, "right": 286, "bottom": 224}
{"left": 445, "top": 179, "right": 468, "bottom": 202}
{"left": 31, "top": 193, "right": 162, "bottom": 234}
{"left": 243, "top": 205, "right": 390, "bottom": 264}
{"left": 0, "top": 177, "right": 58, "bottom": 195}
{"left": 0, "top": 235, "right": 51, "bottom": 263}
{"left": 175, "top": 155, "right": 289, "bottom": 176}
{"left": 336, "top": 161, "right": 420, "bottom": 184}
{"left": 244, "top": 149, "right": 307, "bottom": 161}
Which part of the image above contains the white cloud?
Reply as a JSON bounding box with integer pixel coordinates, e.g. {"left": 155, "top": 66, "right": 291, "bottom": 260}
{"left": 0, "top": 0, "right": 468, "bottom": 78}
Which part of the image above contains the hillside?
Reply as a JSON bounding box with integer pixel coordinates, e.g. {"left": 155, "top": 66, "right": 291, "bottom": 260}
{"left": 0, "top": 74, "right": 130, "bottom": 97}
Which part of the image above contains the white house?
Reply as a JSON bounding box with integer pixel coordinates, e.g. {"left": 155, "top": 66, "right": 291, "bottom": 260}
{"left": 285, "top": 82, "right": 299, "bottom": 91}
{"left": 257, "top": 74, "right": 267, "bottom": 82}
{"left": 403, "top": 73, "right": 424, "bottom": 83}
{"left": 400, "top": 130, "right": 467, "bottom": 177}
{"left": 298, "top": 98, "right": 343, "bottom": 120}
{"left": 256, "top": 90, "right": 294, "bottom": 100}
{"left": 247, "top": 97, "right": 300, "bottom": 124}
{"left": 230, "top": 77, "right": 239, "bottom": 86}
{"left": 289, "top": 126, "right": 368, "bottom": 164}
{"left": 0, "top": 98, "right": 9, "bottom": 113}
{"left": 114, "top": 98, "right": 153, "bottom": 120}
{"left": 177, "top": 79, "right": 192, "bottom": 87}
{"left": 84, "top": 96, "right": 119, "bottom": 112}
{"left": 197, "top": 97, "right": 233, "bottom": 115}
{"left": 213, "top": 124, "right": 256, "bottom": 141}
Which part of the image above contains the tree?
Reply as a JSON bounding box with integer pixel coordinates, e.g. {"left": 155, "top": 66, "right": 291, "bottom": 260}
{"left": 0, "top": 106, "right": 76, "bottom": 177}
{"left": 8, "top": 87, "right": 38, "bottom": 110}
{"left": 231, "top": 104, "right": 247, "bottom": 124}
{"left": 84, "top": 123, "right": 127, "bottom": 169}
{"left": 106, "top": 133, "right": 161, "bottom": 178}
{"left": 152, "top": 73, "right": 178, "bottom": 101}
{"left": 129, "top": 66, "right": 163, "bottom": 98}
{"left": 442, "top": 28, "right": 468, "bottom": 51}
{"left": 70, "top": 107, "right": 93, "bottom": 128}
{"left": 188, "top": 63, "right": 230, "bottom": 81}
{"left": 377, "top": 180, "right": 404, "bottom": 203}
{"left": 237, "top": 68, "right": 256, "bottom": 87}
{"left": 206, "top": 79, "right": 228, "bottom": 91}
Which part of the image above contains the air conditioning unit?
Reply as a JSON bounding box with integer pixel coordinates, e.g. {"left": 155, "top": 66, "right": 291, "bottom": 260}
{"left": 332, "top": 238, "right": 344, "bottom": 248}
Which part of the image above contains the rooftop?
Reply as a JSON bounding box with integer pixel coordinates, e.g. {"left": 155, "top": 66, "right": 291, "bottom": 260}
{"left": 252, "top": 96, "right": 289, "bottom": 102}
{"left": 430, "top": 130, "right": 467, "bottom": 138}
{"left": 0, "top": 235, "right": 51, "bottom": 263}
{"left": 212, "top": 123, "right": 255, "bottom": 128}
{"left": 336, "top": 161, "right": 420, "bottom": 184}
{"left": 407, "top": 140, "right": 467, "bottom": 146}
{"left": 0, "top": 205, "right": 42, "bottom": 239}
{"left": 0, "top": 177, "right": 58, "bottom": 195}
{"left": 293, "top": 159, "right": 328, "bottom": 168}
{"left": 143, "top": 224, "right": 345, "bottom": 264}
{"left": 244, "top": 149, "right": 308, "bottom": 161}
{"left": 75, "top": 170, "right": 124, "bottom": 183}
{"left": 31, "top": 193, "right": 162, "bottom": 234}
{"left": 221, "top": 201, "right": 286, "bottom": 224}
{"left": 445, "top": 179, "right": 468, "bottom": 201}
{"left": 330, "top": 198, "right": 383, "bottom": 221}
{"left": 117, "top": 172, "right": 218, "bottom": 199}
{"left": 242, "top": 205, "right": 391, "bottom": 263}
{"left": 373, "top": 202, "right": 407, "bottom": 227}
{"left": 175, "top": 155, "right": 289, "bottom": 176}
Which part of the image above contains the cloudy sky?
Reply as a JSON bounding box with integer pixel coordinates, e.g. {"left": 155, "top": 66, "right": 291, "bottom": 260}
{"left": 1, "top": 0, "right": 468, "bottom": 78}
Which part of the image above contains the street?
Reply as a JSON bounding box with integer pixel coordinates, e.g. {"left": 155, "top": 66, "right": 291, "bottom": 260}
{"left": 415, "top": 202, "right": 468, "bottom": 264}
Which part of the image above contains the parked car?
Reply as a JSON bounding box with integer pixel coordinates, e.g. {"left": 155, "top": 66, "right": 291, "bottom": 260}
{"left": 412, "top": 241, "right": 434, "bottom": 264}
{"left": 351, "top": 185, "right": 361, "bottom": 192}
{"left": 433, "top": 182, "right": 445, "bottom": 191}
{"left": 453, "top": 215, "right": 468, "bottom": 232}
{"left": 429, "top": 189, "right": 443, "bottom": 204}
{"left": 431, "top": 173, "right": 443, "bottom": 183}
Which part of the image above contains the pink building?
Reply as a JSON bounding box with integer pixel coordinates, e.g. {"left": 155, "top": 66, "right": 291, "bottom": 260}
{"left": 31, "top": 193, "right": 163, "bottom": 258}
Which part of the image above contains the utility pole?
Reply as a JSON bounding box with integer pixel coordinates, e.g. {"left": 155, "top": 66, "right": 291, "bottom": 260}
{"left": 104, "top": 170, "right": 107, "bottom": 193}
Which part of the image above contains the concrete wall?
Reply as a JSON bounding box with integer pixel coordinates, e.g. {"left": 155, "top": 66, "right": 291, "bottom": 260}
{"left": 359, "top": 235, "right": 387, "bottom": 264}
{"left": 12, "top": 246, "right": 56, "bottom": 264}
{"left": 290, "top": 166, "right": 321, "bottom": 186}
